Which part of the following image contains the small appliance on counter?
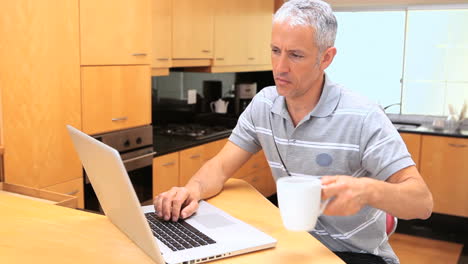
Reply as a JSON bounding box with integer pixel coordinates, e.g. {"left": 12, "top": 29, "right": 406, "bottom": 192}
{"left": 202, "top": 80, "right": 222, "bottom": 113}
{"left": 235, "top": 83, "right": 257, "bottom": 115}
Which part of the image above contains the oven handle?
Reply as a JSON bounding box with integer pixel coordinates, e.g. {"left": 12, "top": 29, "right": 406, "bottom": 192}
{"left": 122, "top": 152, "right": 156, "bottom": 164}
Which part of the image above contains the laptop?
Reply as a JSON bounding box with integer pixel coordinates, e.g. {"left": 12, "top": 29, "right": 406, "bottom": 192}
{"left": 66, "top": 125, "right": 277, "bottom": 264}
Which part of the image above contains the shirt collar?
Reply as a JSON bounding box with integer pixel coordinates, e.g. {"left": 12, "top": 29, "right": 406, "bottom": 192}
{"left": 271, "top": 74, "right": 341, "bottom": 119}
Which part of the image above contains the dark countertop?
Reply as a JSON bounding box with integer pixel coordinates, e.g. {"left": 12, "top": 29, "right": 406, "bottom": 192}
{"left": 396, "top": 126, "right": 468, "bottom": 138}
{"left": 152, "top": 114, "right": 467, "bottom": 157}
{"left": 153, "top": 132, "right": 231, "bottom": 157}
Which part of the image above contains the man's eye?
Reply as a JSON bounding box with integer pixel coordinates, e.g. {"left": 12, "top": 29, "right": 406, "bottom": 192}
{"left": 291, "top": 53, "right": 303, "bottom": 58}
{"left": 272, "top": 49, "right": 280, "bottom": 54}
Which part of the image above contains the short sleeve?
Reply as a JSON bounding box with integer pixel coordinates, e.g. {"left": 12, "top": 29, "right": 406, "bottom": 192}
{"left": 359, "top": 109, "right": 415, "bottom": 181}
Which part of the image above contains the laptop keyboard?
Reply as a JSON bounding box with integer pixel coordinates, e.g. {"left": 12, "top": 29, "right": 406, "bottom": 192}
{"left": 144, "top": 212, "right": 216, "bottom": 251}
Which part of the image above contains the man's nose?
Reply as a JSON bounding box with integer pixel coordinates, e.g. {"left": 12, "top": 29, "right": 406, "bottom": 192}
{"left": 274, "top": 53, "right": 290, "bottom": 73}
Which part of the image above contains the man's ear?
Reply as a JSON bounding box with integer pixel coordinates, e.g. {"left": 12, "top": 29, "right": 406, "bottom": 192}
{"left": 320, "top": 47, "right": 337, "bottom": 71}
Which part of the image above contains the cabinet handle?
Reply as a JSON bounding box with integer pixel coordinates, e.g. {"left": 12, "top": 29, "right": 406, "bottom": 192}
{"left": 112, "top": 117, "right": 128, "bottom": 122}
{"left": 162, "top": 161, "right": 175, "bottom": 167}
{"left": 190, "top": 154, "right": 201, "bottom": 159}
{"left": 201, "top": 50, "right": 211, "bottom": 53}
{"left": 448, "top": 143, "right": 467, "bottom": 148}
{"left": 66, "top": 190, "right": 79, "bottom": 196}
{"left": 216, "top": 58, "right": 225, "bottom": 61}
{"left": 248, "top": 57, "right": 255, "bottom": 60}
{"left": 252, "top": 163, "right": 259, "bottom": 169}
{"left": 157, "top": 58, "right": 169, "bottom": 61}
{"left": 131, "top": 53, "right": 147, "bottom": 56}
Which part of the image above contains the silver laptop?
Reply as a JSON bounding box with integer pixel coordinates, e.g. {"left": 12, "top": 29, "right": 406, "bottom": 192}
{"left": 66, "top": 125, "right": 276, "bottom": 264}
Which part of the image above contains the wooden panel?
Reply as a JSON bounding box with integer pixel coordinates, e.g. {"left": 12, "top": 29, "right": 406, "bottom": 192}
{"left": 178, "top": 139, "right": 226, "bottom": 186}
{"left": 81, "top": 65, "right": 151, "bottom": 135}
{"left": 80, "top": 0, "right": 151, "bottom": 65}
{"left": 213, "top": 0, "right": 248, "bottom": 66}
{"left": 152, "top": 0, "right": 172, "bottom": 68}
{"left": 400, "top": 133, "right": 421, "bottom": 170}
{"left": 179, "top": 145, "right": 204, "bottom": 186}
{"left": 247, "top": 0, "right": 274, "bottom": 65}
{"left": 0, "top": 0, "right": 82, "bottom": 188}
{"left": 1, "top": 182, "right": 77, "bottom": 209}
{"left": 233, "top": 150, "right": 269, "bottom": 179}
{"left": 390, "top": 233, "right": 463, "bottom": 264}
{"left": 172, "top": 0, "right": 214, "bottom": 59}
{"left": 420, "top": 135, "right": 468, "bottom": 217}
{"left": 242, "top": 167, "right": 276, "bottom": 197}
{"left": 275, "top": 0, "right": 284, "bottom": 11}
{"left": 42, "top": 178, "right": 84, "bottom": 209}
{"left": 327, "top": 0, "right": 468, "bottom": 8}
{"left": 153, "top": 153, "right": 179, "bottom": 196}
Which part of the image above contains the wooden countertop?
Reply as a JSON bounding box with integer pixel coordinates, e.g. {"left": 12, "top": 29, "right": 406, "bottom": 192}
{"left": 0, "top": 178, "right": 343, "bottom": 264}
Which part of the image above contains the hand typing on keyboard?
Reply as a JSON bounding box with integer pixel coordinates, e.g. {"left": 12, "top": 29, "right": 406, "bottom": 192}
{"left": 153, "top": 185, "right": 201, "bottom": 222}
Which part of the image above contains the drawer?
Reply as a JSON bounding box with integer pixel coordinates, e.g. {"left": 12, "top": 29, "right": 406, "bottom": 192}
{"left": 233, "top": 150, "right": 268, "bottom": 178}
{"left": 42, "top": 178, "right": 84, "bottom": 209}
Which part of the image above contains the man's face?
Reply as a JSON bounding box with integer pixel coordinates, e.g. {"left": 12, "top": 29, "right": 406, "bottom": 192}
{"left": 271, "top": 22, "right": 324, "bottom": 100}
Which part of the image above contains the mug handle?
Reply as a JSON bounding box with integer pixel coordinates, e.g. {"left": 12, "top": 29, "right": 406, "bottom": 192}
{"left": 210, "top": 102, "right": 215, "bottom": 112}
{"left": 319, "top": 198, "right": 331, "bottom": 215}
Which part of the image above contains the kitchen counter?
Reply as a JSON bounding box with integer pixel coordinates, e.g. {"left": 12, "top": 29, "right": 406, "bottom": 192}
{"left": 0, "top": 178, "right": 343, "bottom": 264}
{"left": 396, "top": 125, "right": 468, "bottom": 138}
{"left": 153, "top": 133, "right": 231, "bottom": 156}
{"left": 388, "top": 113, "right": 468, "bottom": 138}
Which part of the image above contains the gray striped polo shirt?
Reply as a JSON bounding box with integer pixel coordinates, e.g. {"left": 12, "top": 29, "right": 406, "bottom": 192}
{"left": 228, "top": 75, "right": 414, "bottom": 264}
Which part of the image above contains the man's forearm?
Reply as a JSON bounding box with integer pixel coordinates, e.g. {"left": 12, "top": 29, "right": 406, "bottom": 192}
{"left": 365, "top": 176, "right": 433, "bottom": 220}
{"left": 185, "top": 156, "right": 230, "bottom": 201}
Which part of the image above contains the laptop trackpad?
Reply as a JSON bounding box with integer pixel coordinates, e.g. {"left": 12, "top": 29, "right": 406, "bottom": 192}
{"left": 193, "top": 214, "right": 234, "bottom": 229}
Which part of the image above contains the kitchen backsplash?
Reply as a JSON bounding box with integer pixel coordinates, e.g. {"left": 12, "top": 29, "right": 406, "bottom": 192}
{"left": 152, "top": 72, "right": 236, "bottom": 100}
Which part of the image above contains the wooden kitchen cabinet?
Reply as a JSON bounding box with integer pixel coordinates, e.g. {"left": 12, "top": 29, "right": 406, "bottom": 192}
{"left": 213, "top": 1, "right": 249, "bottom": 67}
{"left": 211, "top": 0, "right": 273, "bottom": 72}
{"left": 400, "top": 133, "right": 422, "bottom": 170}
{"left": 233, "top": 150, "right": 276, "bottom": 196}
{"left": 42, "top": 178, "right": 84, "bottom": 209}
{"left": 172, "top": 0, "right": 214, "bottom": 60}
{"left": 152, "top": 0, "right": 172, "bottom": 73}
{"left": 420, "top": 135, "right": 468, "bottom": 217}
{"left": 0, "top": 0, "right": 82, "bottom": 188}
{"left": 179, "top": 139, "right": 223, "bottom": 186}
{"left": 246, "top": 0, "right": 274, "bottom": 66}
{"left": 81, "top": 65, "right": 151, "bottom": 135}
{"left": 80, "top": 0, "right": 151, "bottom": 65}
{"left": 153, "top": 152, "right": 179, "bottom": 196}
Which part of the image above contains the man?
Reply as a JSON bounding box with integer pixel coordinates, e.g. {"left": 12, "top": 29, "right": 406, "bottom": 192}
{"left": 154, "top": 1, "right": 433, "bottom": 263}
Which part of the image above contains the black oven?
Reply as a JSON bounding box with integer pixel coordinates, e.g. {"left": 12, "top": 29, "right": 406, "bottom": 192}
{"left": 83, "top": 125, "right": 155, "bottom": 212}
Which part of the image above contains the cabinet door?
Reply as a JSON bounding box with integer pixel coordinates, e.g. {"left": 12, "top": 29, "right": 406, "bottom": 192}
{"left": 179, "top": 139, "right": 226, "bottom": 186}
{"left": 153, "top": 153, "right": 179, "bottom": 196}
{"left": 420, "top": 135, "right": 468, "bottom": 217}
{"left": 179, "top": 145, "right": 205, "bottom": 186}
{"left": 80, "top": 0, "right": 151, "bottom": 65}
{"left": 173, "top": 0, "right": 214, "bottom": 59}
{"left": 233, "top": 150, "right": 268, "bottom": 179}
{"left": 243, "top": 167, "right": 276, "bottom": 197}
{"left": 0, "top": 0, "right": 82, "bottom": 188}
{"left": 81, "top": 66, "right": 151, "bottom": 135}
{"left": 400, "top": 133, "right": 421, "bottom": 170}
{"left": 246, "top": 0, "right": 274, "bottom": 65}
{"left": 213, "top": 1, "right": 248, "bottom": 66}
{"left": 152, "top": 0, "right": 172, "bottom": 68}
{"left": 43, "top": 178, "right": 84, "bottom": 209}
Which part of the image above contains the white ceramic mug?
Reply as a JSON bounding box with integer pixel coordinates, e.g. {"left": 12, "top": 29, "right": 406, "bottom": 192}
{"left": 276, "top": 176, "right": 329, "bottom": 231}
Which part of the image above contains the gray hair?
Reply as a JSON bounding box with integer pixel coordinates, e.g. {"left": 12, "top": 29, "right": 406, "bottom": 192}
{"left": 273, "top": 0, "right": 338, "bottom": 53}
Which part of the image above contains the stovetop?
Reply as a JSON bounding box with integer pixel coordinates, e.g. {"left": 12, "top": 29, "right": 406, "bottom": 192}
{"left": 154, "top": 123, "right": 233, "bottom": 141}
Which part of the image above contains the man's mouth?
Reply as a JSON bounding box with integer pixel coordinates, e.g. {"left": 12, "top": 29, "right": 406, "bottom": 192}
{"left": 275, "top": 77, "right": 291, "bottom": 85}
